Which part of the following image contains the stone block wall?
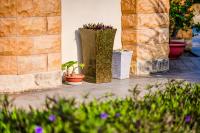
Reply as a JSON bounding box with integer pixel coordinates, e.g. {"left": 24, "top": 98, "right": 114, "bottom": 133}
{"left": 121, "top": 0, "right": 170, "bottom": 75}
{"left": 193, "top": 3, "right": 200, "bottom": 25}
{"left": 0, "top": 0, "right": 62, "bottom": 92}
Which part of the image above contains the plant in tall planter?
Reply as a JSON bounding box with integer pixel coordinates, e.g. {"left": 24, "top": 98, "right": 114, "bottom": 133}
{"left": 169, "top": 0, "right": 194, "bottom": 59}
{"left": 79, "top": 23, "right": 117, "bottom": 83}
{"left": 62, "top": 61, "right": 85, "bottom": 85}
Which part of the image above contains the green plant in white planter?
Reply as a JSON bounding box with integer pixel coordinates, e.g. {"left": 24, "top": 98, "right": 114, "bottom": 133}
{"left": 112, "top": 49, "right": 133, "bottom": 79}
{"left": 79, "top": 23, "right": 117, "bottom": 83}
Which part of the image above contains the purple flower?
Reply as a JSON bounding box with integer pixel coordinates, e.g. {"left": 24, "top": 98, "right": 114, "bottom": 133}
{"left": 100, "top": 113, "right": 108, "bottom": 119}
{"left": 48, "top": 114, "right": 56, "bottom": 122}
{"left": 35, "top": 126, "right": 43, "bottom": 133}
{"left": 115, "top": 113, "right": 121, "bottom": 118}
{"left": 185, "top": 115, "right": 191, "bottom": 123}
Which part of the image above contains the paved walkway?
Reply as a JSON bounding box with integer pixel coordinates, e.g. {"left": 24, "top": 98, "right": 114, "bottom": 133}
{"left": 11, "top": 78, "right": 170, "bottom": 109}
{"left": 152, "top": 57, "right": 200, "bottom": 82}
{"left": 8, "top": 56, "right": 200, "bottom": 110}
{"left": 192, "top": 47, "right": 200, "bottom": 57}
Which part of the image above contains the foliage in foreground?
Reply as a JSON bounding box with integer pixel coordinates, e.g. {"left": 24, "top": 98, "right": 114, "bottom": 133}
{"left": 0, "top": 81, "right": 200, "bottom": 133}
{"left": 170, "top": 0, "right": 194, "bottom": 38}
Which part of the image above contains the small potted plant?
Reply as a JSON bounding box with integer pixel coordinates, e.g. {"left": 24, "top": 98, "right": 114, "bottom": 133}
{"left": 62, "top": 61, "right": 85, "bottom": 85}
{"left": 169, "top": 0, "right": 194, "bottom": 59}
{"left": 79, "top": 23, "right": 117, "bottom": 83}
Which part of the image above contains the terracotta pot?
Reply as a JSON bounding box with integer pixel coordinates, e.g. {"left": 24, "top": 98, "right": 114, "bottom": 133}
{"left": 65, "top": 74, "right": 85, "bottom": 82}
{"left": 169, "top": 40, "right": 186, "bottom": 59}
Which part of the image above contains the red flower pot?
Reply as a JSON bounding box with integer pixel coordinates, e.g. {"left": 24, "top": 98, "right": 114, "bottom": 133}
{"left": 169, "top": 40, "right": 186, "bottom": 59}
{"left": 65, "top": 74, "right": 85, "bottom": 83}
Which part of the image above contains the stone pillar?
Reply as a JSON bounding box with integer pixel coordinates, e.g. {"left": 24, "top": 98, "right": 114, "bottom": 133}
{"left": 193, "top": 3, "right": 200, "bottom": 25}
{"left": 0, "top": 0, "right": 62, "bottom": 93}
{"left": 121, "top": 0, "right": 170, "bottom": 75}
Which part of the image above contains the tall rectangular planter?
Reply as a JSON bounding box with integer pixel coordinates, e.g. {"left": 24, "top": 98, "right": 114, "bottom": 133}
{"left": 79, "top": 29, "right": 117, "bottom": 83}
{"left": 112, "top": 50, "right": 133, "bottom": 79}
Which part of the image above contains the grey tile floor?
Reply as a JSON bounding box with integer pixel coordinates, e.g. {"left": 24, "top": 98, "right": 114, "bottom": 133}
{"left": 152, "top": 57, "right": 200, "bottom": 82}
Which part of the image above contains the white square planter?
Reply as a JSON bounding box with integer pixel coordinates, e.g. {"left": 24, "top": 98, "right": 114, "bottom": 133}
{"left": 112, "top": 50, "right": 133, "bottom": 79}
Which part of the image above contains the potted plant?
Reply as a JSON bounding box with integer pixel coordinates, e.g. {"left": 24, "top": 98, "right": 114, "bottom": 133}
{"left": 79, "top": 23, "right": 117, "bottom": 83}
{"left": 112, "top": 49, "right": 133, "bottom": 79}
{"left": 62, "top": 61, "right": 85, "bottom": 85}
{"left": 169, "top": 0, "right": 194, "bottom": 59}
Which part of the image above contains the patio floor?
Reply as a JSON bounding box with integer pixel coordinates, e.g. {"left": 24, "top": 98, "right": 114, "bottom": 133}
{"left": 10, "top": 77, "right": 169, "bottom": 109}
{"left": 152, "top": 56, "right": 200, "bottom": 82}
{"left": 192, "top": 47, "right": 200, "bottom": 57}
{"left": 8, "top": 56, "right": 200, "bottom": 110}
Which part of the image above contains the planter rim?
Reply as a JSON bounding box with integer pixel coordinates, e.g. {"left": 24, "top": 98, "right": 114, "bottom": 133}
{"left": 170, "top": 39, "right": 185, "bottom": 42}
{"left": 65, "top": 74, "right": 85, "bottom": 79}
{"left": 113, "top": 49, "right": 133, "bottom": 52}
{"left": 170, "top": 43, "right": 186, "bottom": 47}
{"left": 113, "top": 49, "right": 133, "bottom": 54}
{"left": 79, "top": 28, "right": 117, "bottom": 31}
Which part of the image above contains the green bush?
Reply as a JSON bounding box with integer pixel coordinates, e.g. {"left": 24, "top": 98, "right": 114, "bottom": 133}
{"left": 170, "top": 0, "right": 194, "bottom": 38}
{"left": 193, "top": 0, "right": 200, "bottom": 3}
{"left": 1, "top": 81, "right": 200, "bottom": 133}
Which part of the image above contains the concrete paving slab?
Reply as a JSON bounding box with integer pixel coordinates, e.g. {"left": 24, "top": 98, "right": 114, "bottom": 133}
{"left": 5, "top": 57, "right": 200, "bottom": 110}
{"left": 9, "top": 78, "right": 170, "bottom": 110}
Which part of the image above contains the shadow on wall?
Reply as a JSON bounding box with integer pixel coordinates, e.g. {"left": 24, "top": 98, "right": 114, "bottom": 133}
{"left": 136, "top": 0, "right": 169, "bottom": 61}
{"left": 126, "top": 0, "right": 169, "bottom": 74}
{"left": 75, "top": 30, "right": 83, "bottom": 71}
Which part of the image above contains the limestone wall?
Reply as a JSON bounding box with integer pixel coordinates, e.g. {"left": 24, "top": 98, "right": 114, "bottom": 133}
{"left": 0, "top": 0, "right": 62, "bottom": 92}
{"left": 193, "top": 3, "right": 200, "bottom": 25}
{"left": 121, "top": 0, "right": 170, "bottom": 75}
